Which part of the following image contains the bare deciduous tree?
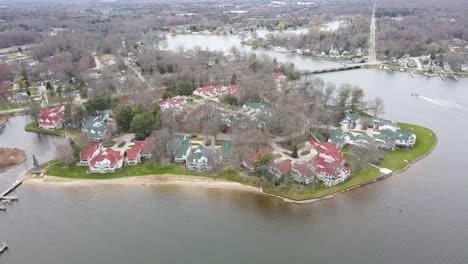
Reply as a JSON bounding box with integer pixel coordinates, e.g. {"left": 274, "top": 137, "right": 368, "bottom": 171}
{"left": 56, "top": 142, "right": 74, "bottom": 167}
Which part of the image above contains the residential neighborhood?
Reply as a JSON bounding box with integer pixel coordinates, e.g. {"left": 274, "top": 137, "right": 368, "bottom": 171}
{"left": 329, "top": 113, "right": 417, "bottom": 150}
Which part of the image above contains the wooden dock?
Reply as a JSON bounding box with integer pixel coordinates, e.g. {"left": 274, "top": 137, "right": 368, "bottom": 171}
{"left": 300, "top": 64, "right": 362, "bottom": 75}
{"left": 0, "top": 179, "right": 23, "bottom": 211}
{"left": 0, "top": 242, "right": 7, "bottom": 255}
{"left": 0, "top": 179, "right": 24, "bottom": 199}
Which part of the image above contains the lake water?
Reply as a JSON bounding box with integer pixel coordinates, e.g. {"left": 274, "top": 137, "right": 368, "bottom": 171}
{"left": 1, "top": 37, "right": 468, "bottom": 263}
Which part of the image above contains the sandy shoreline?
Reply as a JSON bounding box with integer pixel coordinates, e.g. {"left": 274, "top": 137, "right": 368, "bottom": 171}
{"left": 25, "top": 174, "right": 263, "bottom": 193}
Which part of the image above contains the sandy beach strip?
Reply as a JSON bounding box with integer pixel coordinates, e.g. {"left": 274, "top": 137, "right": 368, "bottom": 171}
{"left": 25, "top": 174, "right": 263, "bottom": 193}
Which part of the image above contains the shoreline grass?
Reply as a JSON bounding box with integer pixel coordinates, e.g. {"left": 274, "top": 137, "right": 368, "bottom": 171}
{"left": 263, "top": 123, "right": 437, "bottom": 200}
{"left": 45, "top": 122, "right": 436, "bottom": 201}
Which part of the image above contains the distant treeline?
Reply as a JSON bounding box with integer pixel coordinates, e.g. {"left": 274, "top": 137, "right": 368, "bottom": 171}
{"left": 375, "top": 8, "right": 415, "bottom": 18}
{"left": 0, "top": 31, "right": 41, "bottom": 49}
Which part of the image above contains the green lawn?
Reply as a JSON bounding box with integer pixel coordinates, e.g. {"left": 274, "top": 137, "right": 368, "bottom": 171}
{"left": 264, "top": 123, "right": 437, "bottom": 200}
{"left": 380, "top": 123, "right": 437, "bottom": 170}
{"left": 25, "top": 121, "right": 67, "bottom": 136}
{"left": 44, "top": 122, "right": 437, "bottom": 201}
{"left": 0, "top": 103, "right": 21, "bottom": 111}
{"left": 47, "top": 161, "right": 245, "bottom": 183}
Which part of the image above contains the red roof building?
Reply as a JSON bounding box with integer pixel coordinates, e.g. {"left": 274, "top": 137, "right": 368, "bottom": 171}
{"left": 141, "top": 137, "right": 156, "bottom": 158}
{"left": 78, "top": 143, "right": 101, "bottom": 166}
{"left": 89, "top": 148, "right": 123, "bottom": 173}
{"left": 273, "top": 72, "right": 287, "bottom": 81}
{"left": 242, "top": 148, "right": 272, "bottom": 171}
{"left": 159, "top": 96, "right": 187, "bottom": 110}
{"left": 126, "top": 142, "right": 143, "bottom": 165}
{"left": 38, "top": 105, "right": 65, "bottom": 130}
{"left": 308, "top": 139, "right": 345, "bottom": 164}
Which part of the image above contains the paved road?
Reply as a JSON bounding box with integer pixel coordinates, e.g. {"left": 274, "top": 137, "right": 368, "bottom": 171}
{"left": 0, "top": 108, "right": 27, "bottom": 114}
{"left": 368, "top": 0, "right": 377, "bottom": 62}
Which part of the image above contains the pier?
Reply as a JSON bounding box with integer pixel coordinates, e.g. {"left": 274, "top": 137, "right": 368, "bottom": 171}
{"left": 0, "top": 242, "right": 7, "bottom": 255}
{"left": 0, "top": 179, "right": 23, "bottom": 211}
{"left": 0, "top": 179, "right": 23, "bottom": 199}
{"left": 300, "top": 64, "right": 362, "bottom": 75}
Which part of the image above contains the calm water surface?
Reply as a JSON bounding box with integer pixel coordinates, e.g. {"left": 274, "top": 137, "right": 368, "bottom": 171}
{"left": 1, "top": 47, "right": 468, "bottom": 263}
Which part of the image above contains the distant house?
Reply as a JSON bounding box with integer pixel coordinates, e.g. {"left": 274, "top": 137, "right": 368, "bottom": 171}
{"left": 78, "top": 143, "right": 101, "bottom": 166}
{"left": 141, "top": 136, "right": 156, "bottom": 158}
{"left": 82, "top": 113, "right": 108, "bottom": 141}
{"left": 11, "top": 91, "right": 30, "bottom": 105}
{"left": 186, "top": 146, "right": 213, "bottom": 171}
{"left": 159, "top": 96, "right": 187, "bottom": 111}
{"left": 125, "top": 142, "right": 143, "bottom": 165}
{"left": 273, "top": 72, "right": 287, "bottom": 82}
{"left": 219, "top": 140, "right": 232, "bottom": 162}
{"left": 269, "top": 159, "right": 292, "bottom": 178}
{"left": 38, "top": 105, "right": 65, "bottom": 130}
{"left": 328, "top": 128, "right": 346, "bottom": 148}
{"left": 307, "top": 140, "right": 345, "bottom": 164}
{"left": 89, "top": 148, "right": 124, "bottom": 173}
{"left": 0, "top": 55, "right": 7, "bottom": 62}
{"left": 243, "top": 102, "right": 268, "bottom": 115}
{"left": 291, "top": 162, "right": 315, "bottom": 185}
{"left": 242, "top": 148, "right": 271, "bottom": 172}
{"left": 170, "top": 136, "right": 191, "bottom": 163}
{"left": 193, "top": 84, "right": 241, "bottom": 100}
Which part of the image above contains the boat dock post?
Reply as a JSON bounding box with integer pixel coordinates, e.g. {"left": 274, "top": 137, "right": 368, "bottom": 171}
{"left": 0, "top": 242, "right": 7, "bottom": 255}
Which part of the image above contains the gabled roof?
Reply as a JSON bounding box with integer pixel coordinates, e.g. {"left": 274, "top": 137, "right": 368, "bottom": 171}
{"left": 329, "top": 128, "right": 345, "bottom": 143}
{"left": 274, "top": 159, "right": 291, "bottom": 175}
{"left": 243, "top": 148, "right": 271, "bottom": 167}
{"left": 174, "top": 138, "right": 190, "bottom": 158}
{"left": 80, "top": 143, "right": 101, "bottom": 160}
{"left": 293, "top": 162, "right": 315, "bottom": 178}
{"left": 273, "top": 72, "right": 286, "bottom": 80}
{"left": 126, "top": 142, "right": 143, "bottom": 160}
{"left": 309, "top": 140, "right": 344, "bottom": 164}
{"left": 39, "top": 105, "right": 64, "bottom": 126}
{"left": 187, "top": 146, "right": 212, "bottom": 163}
{"left": 160, "top": 96, "right": 186, "bottom": 107}
{"left": 244, "top": 102, "right": 268, "bottom": 111}
{"left": 83, "top": 114, "right": 108, "bottom": 138}
{"left": 90, "top": 148, "right": 122, "bottom": 167}
{"left": 142, "top": 136, "right": 156, "bottom": 154}
{"left": 220, "top": 140, "right": 232, "bottom": 158}
{"left": 312, "top": 156, "right": 349, "bottom": 179}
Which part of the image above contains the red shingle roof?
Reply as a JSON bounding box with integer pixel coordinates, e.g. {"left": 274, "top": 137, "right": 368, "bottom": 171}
{"left": 39, "top": 104, "right": 64, "bottom": 126}
{"left": 142, "top": 137, "right": 156, "bottom": 154}
{"left": 126, "top": 142, "right": 143, "bottom": 160}
{"left": 273, "top": 72, "right": 286, "bottom": 80}
{"left": 80, "top": 143, "right": 101, "bottom": 161}
{"left": 90, "top": 148, "right": 122, "bottom": 167}
{"left": 309, "top": 140, "right": 344, "bottom": 164}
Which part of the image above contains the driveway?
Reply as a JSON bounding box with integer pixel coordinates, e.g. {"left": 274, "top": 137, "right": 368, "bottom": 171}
{"left": 111, "top": 133, "right": 136, "bottom": 152}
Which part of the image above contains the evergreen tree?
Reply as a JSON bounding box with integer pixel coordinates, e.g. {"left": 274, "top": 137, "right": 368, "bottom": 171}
{"left": 292, "top": 145, "right": 298, "bottom": 158}
{"left": 32, "top": 154, "right": 39, "bottom": 168}
{"left": 115, "top": 105, "right": 135, "bottom": 132}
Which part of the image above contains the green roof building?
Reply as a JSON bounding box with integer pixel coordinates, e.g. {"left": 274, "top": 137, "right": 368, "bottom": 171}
{"left": 243, "top": 102, "right": 268, "bottom": 112}
{"left": 82, "top": 113, "right": 108, "bottom": 141}
{"left": 186, "top": 146, "right": 213, "bottom": 171}
{"left": 170, "top": 136, "right": 191, "bottom": 163}
{"left": 220, "top": 140, "right": 232, "bottom": 162}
